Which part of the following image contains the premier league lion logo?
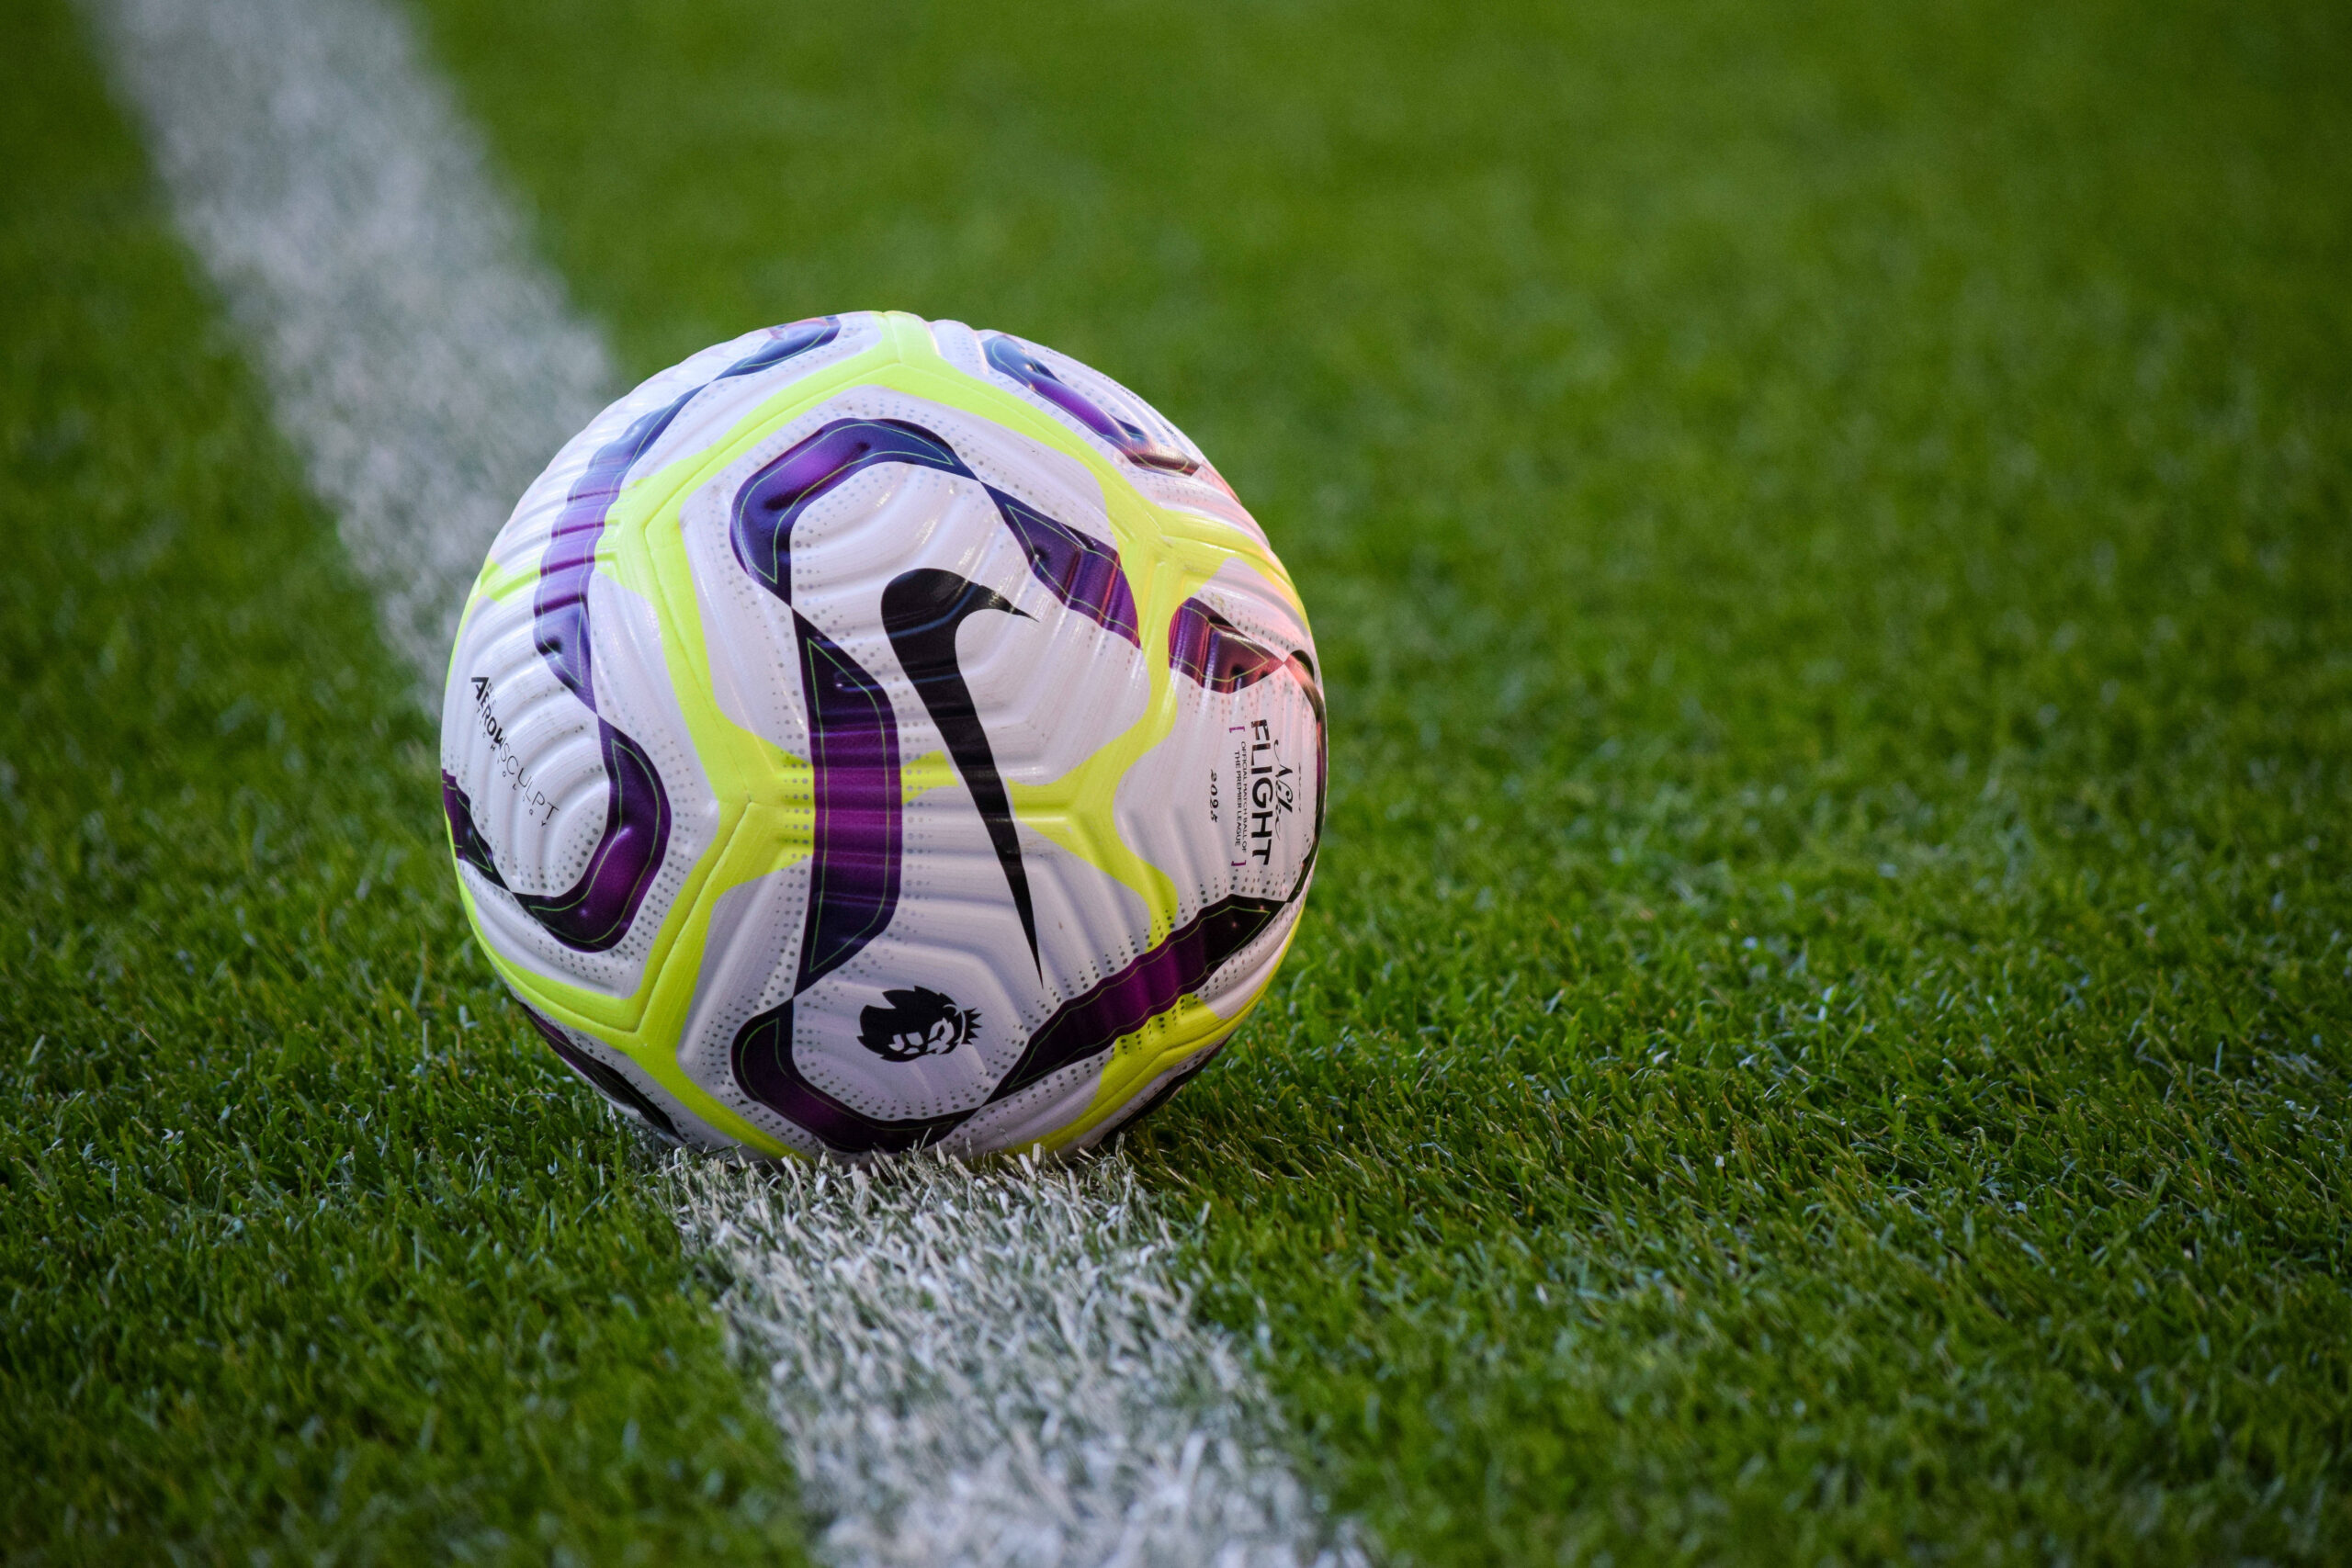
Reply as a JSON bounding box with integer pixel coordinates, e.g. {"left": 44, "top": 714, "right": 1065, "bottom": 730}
{"left": 857, "top": 987, "right": 981, "bottom": 1063}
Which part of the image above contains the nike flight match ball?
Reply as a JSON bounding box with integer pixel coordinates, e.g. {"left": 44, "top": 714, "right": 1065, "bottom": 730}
{"left": 439, "top": 312, "right": 1325, "bottom": 1158}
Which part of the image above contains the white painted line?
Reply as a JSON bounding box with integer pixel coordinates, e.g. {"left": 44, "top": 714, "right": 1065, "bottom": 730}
{"left": 84, "top": 0, "right": 612, "bottom": 683}
{"left": 682, "top": 1154, "right": 1362, "bottom": 1568}
{"left": 87, "top": 1, "right": 1358, "bottom": 1562}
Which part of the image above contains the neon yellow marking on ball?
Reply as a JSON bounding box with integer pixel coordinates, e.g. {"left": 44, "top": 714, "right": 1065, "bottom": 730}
{"left": 470, "top": 556, "right": 539, "bottom": 604}
{"left": 900, "top": 749, "right": 956, "bottom": 805}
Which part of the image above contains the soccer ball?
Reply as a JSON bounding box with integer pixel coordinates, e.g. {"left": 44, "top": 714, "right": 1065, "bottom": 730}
{"left": 439, "top": 312, "right": 1324, "bottom": 1158}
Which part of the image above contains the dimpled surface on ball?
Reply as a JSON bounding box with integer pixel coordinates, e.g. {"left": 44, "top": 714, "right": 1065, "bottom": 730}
{"left": 439, "top": 311, "right": 1324, "bottom": 1158}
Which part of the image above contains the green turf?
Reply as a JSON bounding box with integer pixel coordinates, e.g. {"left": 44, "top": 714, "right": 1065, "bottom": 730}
{"left": 411, "top": 0, "right": 2352, "bottom": 1560}
{"left": 0, "top": 4, "right": 808, "bottom": 1562}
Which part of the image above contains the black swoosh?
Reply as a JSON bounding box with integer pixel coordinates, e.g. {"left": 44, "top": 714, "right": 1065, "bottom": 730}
{"left": 881, "top": 568, "right": 1039, "bottom": 972}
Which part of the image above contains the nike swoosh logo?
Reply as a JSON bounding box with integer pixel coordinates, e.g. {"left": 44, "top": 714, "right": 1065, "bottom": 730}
{"left": 881, "top": 568, "right": 1040, "bottom": 973}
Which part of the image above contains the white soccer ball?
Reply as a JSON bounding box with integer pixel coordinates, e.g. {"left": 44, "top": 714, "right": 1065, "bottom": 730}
{"left": 440, "top": 312, "right": 1324, "bottom": 1157}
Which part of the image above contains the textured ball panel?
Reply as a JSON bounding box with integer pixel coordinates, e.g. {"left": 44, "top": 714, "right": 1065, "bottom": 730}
{"left": 440, "top": 315, "right": 880, "bottom": 1015}
{"left": 441, "top": 534, "right": 719, "bottom": 1001}
{"left": 443, "top": 311, "right": 1323, "bottom": 1158}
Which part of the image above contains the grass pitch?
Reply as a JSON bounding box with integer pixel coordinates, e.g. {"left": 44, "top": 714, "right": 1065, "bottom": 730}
{"left": 420, "top": 0, "right": 2352, "bottom": 1560}
{"left": 3, "top": 0, "right": 2347, "bottom": 1562}
{"left": 0, "top": 4, "right": 804, "bottom": 1560}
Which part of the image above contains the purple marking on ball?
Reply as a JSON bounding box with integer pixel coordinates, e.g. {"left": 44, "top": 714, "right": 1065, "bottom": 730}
{"left": 729, "top": 416, "right": 1137, "bottom": 642}
{"left": 793, "top": 613, "right": 903, "bottom": 993}
{"left": 1167, "top": 597, "right": 1294, "bottom": 693}
{"left": 986, "top": 894, "right": 1288, "bottom": 1103}
{"left": 442, "top": 771, "right": 503, "bottom": 884}
{"left": 988, "top": 490, "right": 1140, "bottom": 646}
{"left": 729, "top": 1000, "right": 969, "bottom": 1155}
{"left": 982, "top": 333, "right": 1201, "bottom": 475}
{"left": 730, "top": 419, "right": 967, "bottom": 602}
{"left": 541, "top": 317, "right": 842, "bottom": 703}
{"left": 457, "top": 319, "right": 838, "bottom": 953}
{"left": 440, "top": 727, "right": 670, "bottom": 954}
